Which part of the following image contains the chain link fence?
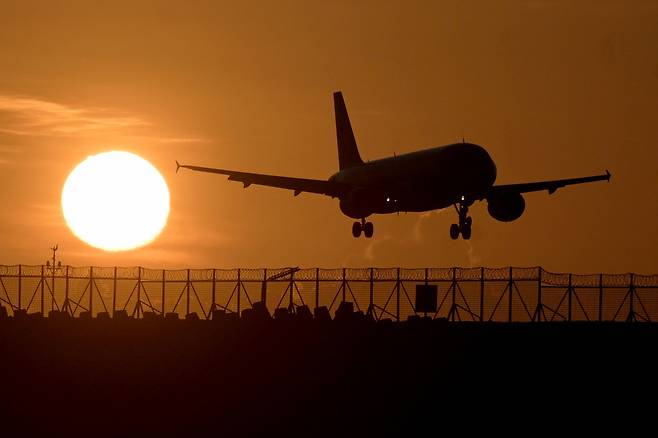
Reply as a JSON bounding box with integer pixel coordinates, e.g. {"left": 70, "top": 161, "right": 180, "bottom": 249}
{"left": 0, "top": 265, "right": 656, "bottom": 322}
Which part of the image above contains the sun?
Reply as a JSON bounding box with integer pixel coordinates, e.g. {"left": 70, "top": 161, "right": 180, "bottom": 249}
{"left": 61, "top": 151, "right": 170, "bottom": 251}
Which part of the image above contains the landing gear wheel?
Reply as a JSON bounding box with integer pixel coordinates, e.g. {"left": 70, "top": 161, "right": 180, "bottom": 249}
{"left": 352, "top": 222, "right": 362, "bottom": 238}
{"left": 452, "top": 200, "right": 474, "bottom": 240}
{"left": 363, "top": 222, "right": 374, "bottom": 238}
{"left": 449, "top": 224, "right": 460, "bottom": 240}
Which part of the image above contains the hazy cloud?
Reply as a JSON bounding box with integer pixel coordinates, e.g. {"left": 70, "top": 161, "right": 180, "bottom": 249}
{"left": 0, "top": 96, "right": 147, "bottom": 136}
{"left": 0, "top": 95, "right": 207, "bottom": 144}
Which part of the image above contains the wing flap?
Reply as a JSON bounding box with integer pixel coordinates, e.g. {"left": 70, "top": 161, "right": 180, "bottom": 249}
{"left": 178, "top": 164, "right": 348, "bottom": 197}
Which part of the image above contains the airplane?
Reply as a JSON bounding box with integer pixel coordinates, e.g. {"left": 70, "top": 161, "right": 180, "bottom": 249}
{"left": 177, "top": 91, "right": 610, "bottom": 240}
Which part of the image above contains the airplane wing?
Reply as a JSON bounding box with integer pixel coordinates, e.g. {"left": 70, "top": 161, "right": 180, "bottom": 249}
{"left": 488, "top": 170, "right": 611, "bottom": 197}
{"left": 176, "top": 162, "right": 350, "bottom": 198}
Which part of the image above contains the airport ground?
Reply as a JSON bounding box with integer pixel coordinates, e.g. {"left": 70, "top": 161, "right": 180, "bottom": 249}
{"left": 0, "top": 310, "right": 656, "bottom": 435}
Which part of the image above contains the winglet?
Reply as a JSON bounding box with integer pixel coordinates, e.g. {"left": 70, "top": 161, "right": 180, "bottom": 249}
{"left": 605, "top": 169, "right": 611, "bottom": 182}
{"left": 175, "top": 160, "right": 181, "bottom": 173}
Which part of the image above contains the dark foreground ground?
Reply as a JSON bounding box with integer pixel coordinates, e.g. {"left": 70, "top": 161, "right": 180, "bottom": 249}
{"left": 1, "top": 313, "right": 657, "bottom": 434}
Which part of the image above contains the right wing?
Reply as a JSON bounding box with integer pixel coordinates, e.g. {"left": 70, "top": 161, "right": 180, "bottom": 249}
{"left": 176, "top": 162, "right": 350, "bottom": 198}
{"left": 487, "top": 170, "right": 611, "bottom": 197}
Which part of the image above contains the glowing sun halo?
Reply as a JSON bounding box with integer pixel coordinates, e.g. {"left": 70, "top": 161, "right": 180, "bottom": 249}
{"left": 62, "top": 151, "right": 170, "bottom": 251}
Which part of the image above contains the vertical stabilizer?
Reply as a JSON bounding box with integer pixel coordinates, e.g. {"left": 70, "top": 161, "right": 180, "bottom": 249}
{"left": 334, "top": 91, "right": 364, "bottom": 170}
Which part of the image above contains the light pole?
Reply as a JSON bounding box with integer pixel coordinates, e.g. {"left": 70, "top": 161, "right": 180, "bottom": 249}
{"left": 46, "top": 244, "right": 62, "bottom": 313}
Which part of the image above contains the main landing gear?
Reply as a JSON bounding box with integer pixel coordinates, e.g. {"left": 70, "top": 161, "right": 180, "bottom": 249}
{"left": 450, "top": 202, "right": 472, "bottom": 240}
{"left": 352, "top": 218, "right": 374, "bottom": 238}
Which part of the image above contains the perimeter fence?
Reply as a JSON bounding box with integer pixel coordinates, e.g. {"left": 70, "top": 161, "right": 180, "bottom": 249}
{"left": 0, "top": 266, "right": 656, "bottom": 322}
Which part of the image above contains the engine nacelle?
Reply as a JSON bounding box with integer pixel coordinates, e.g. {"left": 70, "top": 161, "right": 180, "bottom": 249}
{"left": 487, "top": 193, "right": 525, "bottom": 222}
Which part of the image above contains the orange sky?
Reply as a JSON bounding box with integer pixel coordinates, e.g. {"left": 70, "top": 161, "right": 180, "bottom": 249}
{"left": 0, "top": 0, "right": 656, "bottom": 273}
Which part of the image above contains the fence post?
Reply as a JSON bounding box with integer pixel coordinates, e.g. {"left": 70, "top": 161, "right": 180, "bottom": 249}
{"left": 450, "top": 267, "right": 457, "bottom": 321}
{"left": 236, "top": 268, "right": 240, "bottom": 316}
{"left": 40, "top": 265, "right": 45, "bottom": 316}
{"left": 112, "top": 267, "right": 117, "bottom": 317}
{"left": 536, "top": 267, "right": 542, "bottom": 322}
{"left": 186, "top": 268, "right": 191, "bottom": 316}
{"left": 18, "top": 264, "right": 21, "bottom": 311}
{"left": 567, "top": 274, "right": 572, "bottom": 321}
{"left": 342, "top": 268, "right": 346, "bottom": 303}
{"left": 65, "top": 265, "right": 70, "bottom": 315}
{"left": 212, "top": 269, "right": 217, "bottom": 313}
{"left": 51, "top": 261, "right": 56, "bottom": 312}
{"left": 89, "top": 266, "right": 93, "bottom": 317}
{"left": 598, "top": 273, "right": 603, "bottom": 322}
{"left": 162, "top": 269, "right": 166, "bottom": 316}
{"left": 315, "top": 268, "right": 320, "bottom": 310}
{"left": 289, "top": 270, "right": 294, "bottom": 309}
{"left": 628, "top": 273, "right": 635, "bottom": 322}
{"left": 396, "top": 268, "right": 400, "bottom": 322}
{"left": 136, "top": 267, "right": 142, "bottom": 318}
{"left": 480, "top": 267, "right": 484, "bottom": 322}
{"left": 508, "top": 267, "right": 513, "bottom": 323}
{"left": 370, "top": 268, "right": 375, "bottom": 315}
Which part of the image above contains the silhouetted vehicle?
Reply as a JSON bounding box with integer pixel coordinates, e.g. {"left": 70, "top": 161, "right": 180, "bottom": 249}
{"left": 177, "top": 92, "right": 610, "bottom": 239}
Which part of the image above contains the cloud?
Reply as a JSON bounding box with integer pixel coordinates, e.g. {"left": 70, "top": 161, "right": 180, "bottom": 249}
{"left": 0, "top": 95, "right": 207, "bottom": 144}
{"left": 0, "top": 96, "right": 147, "bottom": 135}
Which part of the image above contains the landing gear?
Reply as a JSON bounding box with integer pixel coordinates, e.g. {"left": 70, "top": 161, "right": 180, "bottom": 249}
{"left": 352, "top": 219, "right": 374, "bottom": 238}
{"left": 450, "top": 203, "right": 473, "bottom": 240}
{"left": 449, "top": 224, "right": 460, "bottom": 240}
{"left": 363, "top": 221, "right": 374, "bottom": 238}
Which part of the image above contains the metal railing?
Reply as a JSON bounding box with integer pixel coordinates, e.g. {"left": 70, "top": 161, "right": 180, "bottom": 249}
{"left": 0, "top": 266, "right": 656, "bottom": 322}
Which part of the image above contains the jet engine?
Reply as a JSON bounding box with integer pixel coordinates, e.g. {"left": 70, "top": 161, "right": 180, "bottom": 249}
{"left": 487, "top": 193, "right": 525, "bottom": 222}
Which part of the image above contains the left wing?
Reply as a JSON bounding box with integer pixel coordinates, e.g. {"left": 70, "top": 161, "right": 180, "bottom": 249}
{"left": 487, "top": 170, "right": 611, "bottom": 197}
{"left": 176, "top": 162, "right": 350, "bottom": 198}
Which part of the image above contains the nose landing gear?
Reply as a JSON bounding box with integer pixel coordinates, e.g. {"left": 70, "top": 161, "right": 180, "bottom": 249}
{"left": 352, "top": 218, "right": 374, "bottom": 238}
{"left": 450, "top": 203, "right": 472, "bottom": 240}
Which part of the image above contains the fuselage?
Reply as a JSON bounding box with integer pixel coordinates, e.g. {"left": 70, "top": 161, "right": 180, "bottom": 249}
{"left": 329, "top": 143, "right": 497, "bottom": 219}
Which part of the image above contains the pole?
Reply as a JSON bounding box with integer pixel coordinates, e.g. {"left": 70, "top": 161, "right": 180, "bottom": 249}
{"left": 289, "top": 270, "right": 294, "bottom": 310}
{"left": 396, "top": 268, "right": 400, "bottom": 322}
{"left": 480, "top": 267, "right": 484, "bottom": 322}
{"left": 315, "top": 268, "right": 319, "bottom": 310}
{"left": 213, "top": 269, "right": 218, "bottom": 312}
{"left": 18, "top": 264, "right": 21, "bottom": 311}
{"left": 451, "top": 267, "right": 457, "bottom": 321}
{"left": 51, "top": 258, "right": 55, "bottom": 312}
{"left": 598, "top": 273, "right": 603, "bottom": 322}
{"left": 89, "top": 266, "right": 93, "bottom": 317}
{"left": 536, "top": 267, "right": 542, "bottom": 322}
{"left": 136, "top": 267, "right": 142, "bottom": 318}
{"left": 186, "top": 268, "right": 191, "bottom": 316}
{"left": 162, "top": 269, "right": 166, "bottom": 316}
{"left": 628, "top": 273, "right": 635, "bottom": 322}
{"left": 112, "top": 266, "right": 117, "bottom": 317}
{"left": 508, "top": 267, "right": 513, "bottom": 323}
{"left": 567, "top": 274, "right": 572, "bottom": 321}
{"left": 65, "top": 265, "right": 69, "bottom": 315}
{"left": 369, "top": 268, "right": 374, "bottom": 316}
{"left": 342, "top": 268, "right": 346, "bottom": 303}
{"left": 236, "top": 268, "right": 240, "bottom": 316}
{"left": 40, "top": 265, "right": 44, "bottom": 316}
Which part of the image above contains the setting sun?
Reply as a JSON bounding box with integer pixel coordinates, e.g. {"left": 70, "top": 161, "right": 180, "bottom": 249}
{"left": 61, "top": 151, "right": 170, "bottom": 251}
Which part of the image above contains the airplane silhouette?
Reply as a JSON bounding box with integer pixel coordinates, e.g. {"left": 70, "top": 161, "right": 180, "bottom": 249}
{"left": 177, "top": 91, "right": 610, "bottom": 239}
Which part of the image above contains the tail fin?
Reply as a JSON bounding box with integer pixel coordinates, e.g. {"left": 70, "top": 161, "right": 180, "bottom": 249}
{"left": 333, "top": 91, "right": 364, "bottom": 170}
